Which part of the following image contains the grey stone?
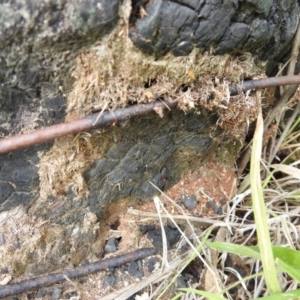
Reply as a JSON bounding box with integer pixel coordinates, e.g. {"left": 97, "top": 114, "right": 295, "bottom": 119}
{"left": 104, "top": 237, "right": 119, "bottom": 253}
{"left": 65, "top": 291, "right": 78, "bottom": 299}
{"left": 176, "top": 275, "right": 187, "bottom": 289}
{"left": 147, "top": 257, "right": 158, "bottom": 273}
{"left": 0, "top": 233, "right": 5, "bottom": 246}
{"left": 147, "top": 225, "right": 181, "bottom": 251}
{"left": 36, "top": 288, "right": 48, "bottom": 298}
{"left": 180, "top": 195, "right": 197, "bottom": 210}
{"left": 51, "top": 288, "right": 62, "bottom": 300}
{"left": 128, "top": 261, "right": 144, "bottom": 279}
{"left": 103, "top": 275, "right": 116, "bottom": 287}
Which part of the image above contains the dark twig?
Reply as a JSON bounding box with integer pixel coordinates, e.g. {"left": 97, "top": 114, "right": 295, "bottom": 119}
{"left": 0, "top": 248, "right": 156, "bottom": 298}
{"left": 1, "top": 75, "right": 300, "bottom": 155}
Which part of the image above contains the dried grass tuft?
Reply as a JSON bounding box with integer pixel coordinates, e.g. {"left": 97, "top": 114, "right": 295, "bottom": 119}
{"left": 67, "top": 29, "right": 264, "bottom": 119}
{"left": 38, "top": 129, "right": 113, "bottom": 198}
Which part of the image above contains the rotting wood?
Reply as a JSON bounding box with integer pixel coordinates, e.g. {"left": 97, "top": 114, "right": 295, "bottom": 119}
{"left": 0, "top": 247, "right": 156, "bottom": 298}
{"left": 1, "top": 75, "right": 300, "bottom": 155}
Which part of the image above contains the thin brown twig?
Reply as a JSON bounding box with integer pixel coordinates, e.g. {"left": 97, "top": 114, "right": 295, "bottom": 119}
{"left": 229, "top": 75, "right": 300, "bottom": 95}
{"left": 1, "top": 75, "right": 300, "bottom": 155}
{"left": 0, "top": 248, "right": 156, "bottom": 298}
{"left": 0, "top": 100, "right": 178, "bottom": 154}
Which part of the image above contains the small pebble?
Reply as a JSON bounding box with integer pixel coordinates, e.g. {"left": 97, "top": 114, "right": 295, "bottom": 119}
{"left": 135, "top": 271, "right": 144, "bottom": 279}
{"left": 1, "top": 267, "right": 9, "bottom": 274}
{"left": 147, "top": 257, "right": 158, "bottom": 272}
{"left": 0, "top": 234, "right": 5, "bottom": 246}
{"left": 13, "top": 242, "right": 21, "bottom": 249}
{"left": 65, "top": 291, "right": 78, "bottom": 299}
{"left": 147, "top": 225, "right": 181, "bottom": 251}
{"left": 139, "top": 225, "right": 155, "bottom": 234}
{"left": 27, "top": 292, "right": 35, "bottom": 300}
{"left": 36, "top": 288, "right": 48, "bottom": 298}
{"left": 115, "top": 276, "right": 122, "bottom": 283}
{"left": 128, "top": 260, "right": 144, "bottom": 279}
{"left": 103, "top": 275, "right": 116, "bottom": 287}
{"left": 52, "top": 288, "right": 62, "bottom": 300}
{"left": 128, "top": 261, "right": 138, "bottom": 276}
{"left": 180, "top": 195, "right": 197, "bottom": 210}
{"left": 104, "top": 237, "right": 119, "bottom": 253}
{"left": 176, "top": 275, "right": 187, "bottom": 288}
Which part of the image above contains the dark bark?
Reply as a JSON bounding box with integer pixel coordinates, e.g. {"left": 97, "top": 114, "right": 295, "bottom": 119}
{"left": 129, "top": 0, "right": 299, "bottom": 64}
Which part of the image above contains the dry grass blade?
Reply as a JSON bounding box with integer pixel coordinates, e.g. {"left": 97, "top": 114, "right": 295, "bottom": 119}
{"left": 250, "top": 91, "right": 281, "bottom": 293}
{"left": 286, "top": 22, "right": 300, "bottom": 77}
{"left": 265, "top": 86, "right": 298, "bottom": 131}
{"left": 153, "top": 196, "right": 170, "bottom": 272}
{"left": 152, "top": 195, "right": 216, "bottom": 278}
{"left": 269, "top": 101, "right": 300, "bottom": 163}
{"left": 270, "top": 164, "right": 300, "bottom": 180}
{"left": 127, "top": 208, "right": 238, "bottom": 228}
{"left": 265, "top": 21, "right": 300, "bottom": 131}
{"left": 203, "top": 227, "right": 228, "bottom": 294}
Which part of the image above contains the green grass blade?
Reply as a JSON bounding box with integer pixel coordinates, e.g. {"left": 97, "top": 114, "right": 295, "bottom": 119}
{"left": 221, "top": 272, "right": 264, "bottom": 294}
{"left": 206, "top": 242, "right": 261, "bottom": 259}
{"left": 170, "top": 293, "right": 183, "bottom": 300}
{"left": 287, "top": 115, "right": 300, "bottom": 136}
{"left": 179, "top": 288, "right": 226, "bottom": 300}
{"left": 249, "top": 246, "right": 300, "bottom": 268}
{"left": 256, "top": 289, "right": 300, "bottom": 299}
{"left": 250, "top": 103, "right": 281, "bottom": 293}
{"left": 277, "top": 258, "right": 300, "bottom": 283}
{"left": 179, "top": 288, "right": 300, "bottom": 300}
{"left": 272, "top": 246, "right": 300, "bottom": 265}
